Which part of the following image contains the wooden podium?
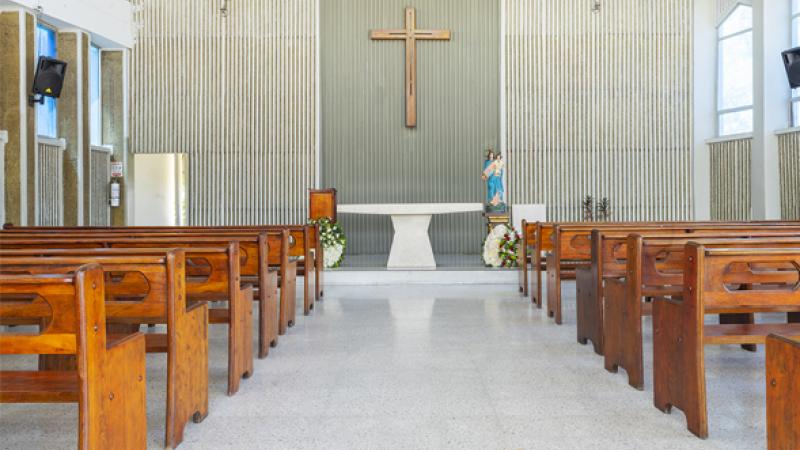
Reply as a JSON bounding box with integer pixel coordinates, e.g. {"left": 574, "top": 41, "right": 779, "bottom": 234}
{"left": 309, "top": 189, "right": 337, "bottom": 222}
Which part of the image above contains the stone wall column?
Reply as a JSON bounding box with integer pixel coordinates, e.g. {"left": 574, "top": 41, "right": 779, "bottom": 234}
{"left": 57, "top": 30, "right": 90, "bottom": 226}
{"left": 693, "top": 0, "right": 716, "bottom": 220}
{"left": 0, "top": 9, "right": 35, "bottom": 226}
{"left": 101, "top": 49, "right": 131, "bottom": 226}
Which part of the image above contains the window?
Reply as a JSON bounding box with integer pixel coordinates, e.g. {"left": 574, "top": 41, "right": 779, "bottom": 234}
{"left": 35, "top": 24, "right": 57, "bottom": 138}
{"left": 717, "top": 4, "right": 753, "bottom": 136}
{"left": 793, "top": 0, "right": 800, "bottom": 126}
{"left": 89, "top": 45, "right": 102, "bottom": 145}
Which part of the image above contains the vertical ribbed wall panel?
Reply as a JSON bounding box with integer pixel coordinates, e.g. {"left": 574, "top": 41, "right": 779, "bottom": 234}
{"left": 320, "top": 0, "right": 499, "bottom": 255}
{"left": 36, "top": 140, "right": 64, "bottom": 226}
{"left": 709, "top": 137, "right": 752, "bottom": 220}
{"left": 778, "top": 131, "right": 800, "bottom": 220}
{"left": 130, "top": 0, "right": 318, "bottom": 225}
{"left": 503, "top": 0, "right": 693, "bottom": 222}
{"left": 89, "top": 147, "right": 110, "bottom": 226}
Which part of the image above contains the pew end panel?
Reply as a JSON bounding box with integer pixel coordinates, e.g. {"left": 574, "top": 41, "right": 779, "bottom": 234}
{"left": 603, "top": 277, "right": 646, "bottom": 390}
{"left": 575, "top": 266, "right": 601, "bottom": 354}
{"left": 766, "top": 334, "right": 800, "bottom": 450}
{"left": 256, "top": 233, "right": 279, "bottom": 357}
{"left": 518, "top": 220, "right": 529, "bottom": 297}
{"left": 80, "top": 266, "right": 148, "bottom": 450}
{"left": 165, "top": 250, "right": 210, "bottom": 445}
{"left": 224, "top": 243, "right": 253, "bottom": 396}
{"left": 297, "top": 225, "right": 317, "bottom": 315}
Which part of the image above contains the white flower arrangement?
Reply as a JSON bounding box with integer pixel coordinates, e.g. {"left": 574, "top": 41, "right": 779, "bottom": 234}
{"left": 482, "top": 224, "right": 521, "bottom": 268}
{"left": 310, "top": 218, "right": 346, "bottom": 269}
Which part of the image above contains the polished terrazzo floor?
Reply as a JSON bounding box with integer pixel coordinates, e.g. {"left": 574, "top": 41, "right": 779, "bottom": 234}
{"left": 0, "top": 283, "right": 771, "bottom": 449}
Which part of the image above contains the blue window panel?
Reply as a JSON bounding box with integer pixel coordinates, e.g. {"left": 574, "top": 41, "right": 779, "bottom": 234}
{"left": 89, "top": 45, "right": 101, "bottom": 145}
{"left": 35, "top": 24, "right": 58, "bottom": 138}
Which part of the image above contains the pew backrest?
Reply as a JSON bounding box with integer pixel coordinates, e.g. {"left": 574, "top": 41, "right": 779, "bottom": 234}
{"left": 0, "top": 235, "right": 248, "bottom": 291}
{"left": 0, "top": 252, "right": 190, "bottom": 323}
{"left": 639, "top": 236, "right": 800, "bottom": 292}
{"left": 687, "top": 245, "right": 800, "bottom": 314}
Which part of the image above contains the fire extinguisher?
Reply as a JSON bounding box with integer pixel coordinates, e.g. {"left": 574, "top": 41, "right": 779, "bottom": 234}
{"left": 110, "top": 178, "right": 121, "bottom": 207}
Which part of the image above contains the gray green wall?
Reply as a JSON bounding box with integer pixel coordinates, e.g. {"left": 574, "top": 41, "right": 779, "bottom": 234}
{"left": 321, "top": 0, "right": 500, "bottom": 255}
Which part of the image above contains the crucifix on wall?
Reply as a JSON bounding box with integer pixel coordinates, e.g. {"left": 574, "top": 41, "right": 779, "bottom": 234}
{"left": 370, "top": 7, "right": 451, "bottom": 128}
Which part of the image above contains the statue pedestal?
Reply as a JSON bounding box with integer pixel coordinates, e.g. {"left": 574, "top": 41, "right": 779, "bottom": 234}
{"left": 483, "top": 212, "right": 511, "bottom": 234}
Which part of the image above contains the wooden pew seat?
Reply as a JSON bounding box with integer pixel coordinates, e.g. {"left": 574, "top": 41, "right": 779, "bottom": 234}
{"left": 0, "top": 371, "right": 81, "bottom": 402}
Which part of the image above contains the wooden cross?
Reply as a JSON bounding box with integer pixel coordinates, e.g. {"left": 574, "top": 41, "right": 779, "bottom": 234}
{"left": 370, "top": 7, "right": 451, "bottom": 128}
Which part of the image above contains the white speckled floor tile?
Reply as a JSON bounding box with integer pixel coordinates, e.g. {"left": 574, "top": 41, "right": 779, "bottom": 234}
{"left": 0, "top": 283, "right": 770, "bottom": 449}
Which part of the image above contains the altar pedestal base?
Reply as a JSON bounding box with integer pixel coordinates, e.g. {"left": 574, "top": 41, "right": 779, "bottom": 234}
{"left": 388, "top": 214, "right": 436, "bottom": 270}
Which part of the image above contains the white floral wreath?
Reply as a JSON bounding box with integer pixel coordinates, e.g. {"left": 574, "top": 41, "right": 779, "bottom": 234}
{"left": 482, "top": 224, "right": 521, "bottom": 268}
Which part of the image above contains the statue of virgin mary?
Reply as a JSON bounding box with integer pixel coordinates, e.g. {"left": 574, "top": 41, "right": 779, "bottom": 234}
{"left": 482, "top": 149, "right": 506, "bottom": 213}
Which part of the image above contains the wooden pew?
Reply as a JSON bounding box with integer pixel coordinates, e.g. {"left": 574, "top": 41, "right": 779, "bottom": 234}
{"left": 519, "top": 221, "right": 800, "bottom": 309}
{"left": 1, "top": 227, "right": 308, "bottom": 329}
{"left": 0, "top": 228, "right": 284, "bottom": 346}
{"left": 653, "top": 245, "right": 800, "bottom": 438}
{"left": 261, "top": 225, "right": 319, "bottom": 309}
{"left": 548, "top": 223, "right": 678, "bottom": 324}
{"left": 766, "top": 334, "right": 800, "bottom": 449}
{"left": 3, "top": 223, "right": 322, "bottom": 305}
{"left": 528, "top": 221, "right": 659, "bottom": 308}
{"left": 602, "top": 235, "right": 800, "bottom": 390}
{"left": 547, "top": 222, "right": 800, "bottom": 324}
{"left": 0, "top": 251, "right": 213, "bottom": 447}
{"left": 0, "top": 265, "right": 147, "bottom": 450}
{"left": 577, "top": 228, "right": 800, "bottom": 355}
{"left": 0, "top": 239, "right": 256, "bottom": 396}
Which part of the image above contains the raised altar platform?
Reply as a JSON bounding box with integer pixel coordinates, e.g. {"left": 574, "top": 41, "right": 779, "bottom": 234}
{"left": 324, "top": 253, "right": 519, "bottom": 286}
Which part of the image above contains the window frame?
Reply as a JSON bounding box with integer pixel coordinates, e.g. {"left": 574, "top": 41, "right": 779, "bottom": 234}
{"left": 89, "top": 43, "right": 103, "bottom": 146}
{"left": 716, "top": 3, "right": 755, "bottom": 137}
{"left": 35, "top": 21, "right": 59, "bottom": 139}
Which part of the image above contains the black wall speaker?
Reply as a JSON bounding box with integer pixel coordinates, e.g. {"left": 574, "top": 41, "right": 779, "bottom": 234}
{"left": 29, "top": 56, "right": 67, "bottom": 106}
{"left": 783, "top": 47, "right": 800, "bottom": 89}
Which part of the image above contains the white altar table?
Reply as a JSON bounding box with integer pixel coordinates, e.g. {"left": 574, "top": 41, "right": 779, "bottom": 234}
{"left": 338, "top": 203, "right": 483, "bottom": 269}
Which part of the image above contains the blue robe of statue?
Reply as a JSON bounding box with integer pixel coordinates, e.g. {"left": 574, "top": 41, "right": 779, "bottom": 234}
{"left": 484, "top": 160, "right": 505, "bottom": 205}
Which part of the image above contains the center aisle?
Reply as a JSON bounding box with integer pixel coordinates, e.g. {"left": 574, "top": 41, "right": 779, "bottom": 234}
{"left": 174, "top": 284, "right": 767, "bottom": 449}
